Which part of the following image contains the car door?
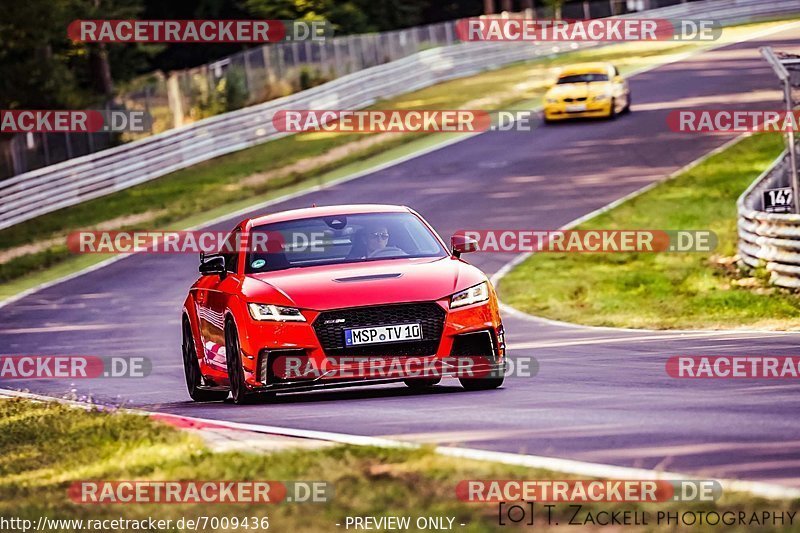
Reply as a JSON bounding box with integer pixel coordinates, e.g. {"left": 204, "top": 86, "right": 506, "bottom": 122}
{"left": 197, "top": 227, "right": 244, "bottom": 373}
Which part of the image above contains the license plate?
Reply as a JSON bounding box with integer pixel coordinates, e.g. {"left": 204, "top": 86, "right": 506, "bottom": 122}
{"left": 566, "top": 104, "right": 587, "bottom": 112}
{"left": 344, "top": 323, "right": 422, "bottom": 346}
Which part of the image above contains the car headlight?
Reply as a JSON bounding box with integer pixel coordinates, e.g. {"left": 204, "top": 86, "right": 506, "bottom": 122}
{"left": 593, "top": 94, "right": 610, "bottom": 101}
{"left": 248, "top": 303, "right": 306, "bottom": 322}
{"left": 450, "top": 282, "right": 490, "bottom": 309}
{"left": 546, "top": 97, "right": 559, "bottom": 103}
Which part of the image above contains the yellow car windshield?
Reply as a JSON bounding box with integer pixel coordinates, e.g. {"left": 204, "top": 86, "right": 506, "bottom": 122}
{"left": 557, "top": 73, "right": 609, "bottom": 84}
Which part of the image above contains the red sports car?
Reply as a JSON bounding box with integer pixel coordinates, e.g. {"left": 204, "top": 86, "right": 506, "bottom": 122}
{"left": 181, "top": 204, "right": 506, "bottom": 404}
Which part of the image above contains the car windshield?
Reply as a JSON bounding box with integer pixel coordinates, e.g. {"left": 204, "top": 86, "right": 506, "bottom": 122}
{"left": 557, "top": 73, "right": 609, "bottom": 84}
{"left": 245, "top": 212, "right": 448, "bottom": 273}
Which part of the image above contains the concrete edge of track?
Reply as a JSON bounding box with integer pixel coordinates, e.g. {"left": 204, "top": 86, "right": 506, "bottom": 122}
{"left": 2, "top": 387, "right": 798, "bottom": 500}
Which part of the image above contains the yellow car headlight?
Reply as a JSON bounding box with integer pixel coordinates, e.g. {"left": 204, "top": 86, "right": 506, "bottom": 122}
{"left": 546, "top": 97, "right": 559, "bottom": 103}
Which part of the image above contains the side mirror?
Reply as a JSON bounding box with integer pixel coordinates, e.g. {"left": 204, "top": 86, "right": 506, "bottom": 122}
{"left": 451, "top": 234, "right": 479, "bottom": 258}
{"left": 199, "top": 255, "right": 226, "bottom": 278}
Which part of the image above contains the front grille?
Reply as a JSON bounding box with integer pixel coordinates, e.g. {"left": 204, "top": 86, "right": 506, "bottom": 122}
{"left": 313, "top": 303, "right": 445, "bottom": 357}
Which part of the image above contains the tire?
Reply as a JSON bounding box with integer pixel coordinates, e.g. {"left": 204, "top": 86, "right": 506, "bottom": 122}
{"left": 459, "top": 374, "right": 504, "bottom": 391}
{"left": 182, "top": 320, "right": 228, "bottom": 402}
{"left": 225, "top": 320, "right": 255, "bottom": 405}
{"left": 623, "top": 93, "right": 632, "bottom": 114}
{"left": 608, "top": 98, "right": 617, "bottom": 120}
{"left": 404, "top": 377, "right": 441, "bottom": 390}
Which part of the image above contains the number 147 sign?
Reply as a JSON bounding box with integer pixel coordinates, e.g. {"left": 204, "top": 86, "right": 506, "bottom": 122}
{"left": 763, "top": 187, "right": 793, "bottom": 213}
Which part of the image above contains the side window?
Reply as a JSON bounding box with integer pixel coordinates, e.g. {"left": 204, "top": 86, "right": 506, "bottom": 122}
{"left": 221, "top": 228, "right": 240, "bottom": 273}
{"left": 226, "top": 248, "right": 239, "bottom": 273}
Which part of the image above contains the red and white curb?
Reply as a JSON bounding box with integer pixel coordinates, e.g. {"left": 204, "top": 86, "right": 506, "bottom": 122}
{"left": 2, "top": 387, "right": 799, "bottom": 501}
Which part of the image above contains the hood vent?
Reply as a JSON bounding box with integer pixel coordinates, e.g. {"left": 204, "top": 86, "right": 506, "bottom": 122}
{"left": 333, "top": 273, "right": 402, "bottom": 283}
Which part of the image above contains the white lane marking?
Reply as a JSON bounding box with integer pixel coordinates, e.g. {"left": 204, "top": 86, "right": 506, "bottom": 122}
{"left": 1, "top": 387, "right": 797, "bottom": 500}
{"left": 0, "top": 255, "right": 123, "bottom": 311}
{"left": 434, "top": 447, "right": 800, "bottom": 501}
{"left": 501, "top": 300, "right": 800, "bottom": 335}
{"left": 507, "top": 332, "right": 795, "bottom": 350}
{"left": 0, "top": 324, "right": 121, "bottom": 334}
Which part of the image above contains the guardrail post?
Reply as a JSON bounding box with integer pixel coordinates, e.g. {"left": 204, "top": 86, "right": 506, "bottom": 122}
{"left": 167, "top": 73, "right": 184, "bottom": 129}
{"left": 41, "top": 133, "right": 50, "bottom": 166}
{"left": 785, "top": 82, "right": 800, "bottom": 214}
{"left": 761, "top": 46, "right": 800, "bottom": 214}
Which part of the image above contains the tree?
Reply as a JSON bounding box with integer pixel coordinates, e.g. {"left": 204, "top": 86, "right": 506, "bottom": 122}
{"left": 241, "top": 0, "right": 433, "bottom": 34}
{"left": 0, "top": 0, "right": 83, "bottom": 108}
{"left": 544, "top": 0, "right": 564, "bottom": 18}
{"left": 0, "top": 0, "right": 146, "bottom": 109}
{"left": 0, "top": 0, "right": 488, "bottom": 111}
{"left": 73, "top": 0, "right": 145, "bottom": 98}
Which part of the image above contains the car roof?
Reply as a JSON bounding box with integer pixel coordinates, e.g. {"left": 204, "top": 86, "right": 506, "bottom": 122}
{"left": 558, "top": 62, "right": 612, "bottom": 76}
{"left": 246, "top": 204, "right": 411, "bottom": 227}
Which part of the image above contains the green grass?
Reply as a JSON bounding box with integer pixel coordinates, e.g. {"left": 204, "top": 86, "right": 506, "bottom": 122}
{"left": 0, "top": 20, "right": 794, "bottom": 294}
{"left": 500, "top": 133, "right": 800, "bottom": 330}
{"left": 0, "top": 398, "right": 797, "bottom": 532}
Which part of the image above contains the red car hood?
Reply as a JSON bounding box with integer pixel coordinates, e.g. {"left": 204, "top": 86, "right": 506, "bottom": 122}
{"left": 241, "top": 256, "right": 486, "bottom": 311}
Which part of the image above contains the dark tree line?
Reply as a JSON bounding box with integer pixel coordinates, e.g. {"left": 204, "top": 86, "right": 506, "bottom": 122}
{"left": 0, "top": 0, "right": 484, "bottom": 110}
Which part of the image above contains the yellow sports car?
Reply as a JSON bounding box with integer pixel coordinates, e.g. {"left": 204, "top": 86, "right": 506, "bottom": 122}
{"left": 543, "top": 62, "right": 630, "bottom": 122}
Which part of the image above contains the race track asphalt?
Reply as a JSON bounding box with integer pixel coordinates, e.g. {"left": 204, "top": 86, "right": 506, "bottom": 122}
{"left": 2, "top": 25, "right": 800, "bottom": 488}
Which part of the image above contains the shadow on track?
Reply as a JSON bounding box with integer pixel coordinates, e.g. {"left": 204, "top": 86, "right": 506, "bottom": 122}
{"left": 151, "top": 380, "right": 506, "bottom": 412}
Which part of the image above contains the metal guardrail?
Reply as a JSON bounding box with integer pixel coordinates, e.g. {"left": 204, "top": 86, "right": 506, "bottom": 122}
{"left": 737, "top": 150, "right": 800, "bottom": 288}
{"left": 2, "top": 0, "right": 800, "bottom": 231}
{"left": 0, "top": 0, "right": 665, "bottom": 179}
{"left": 738, "top": 45, "right": 800, "bottom": 289}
